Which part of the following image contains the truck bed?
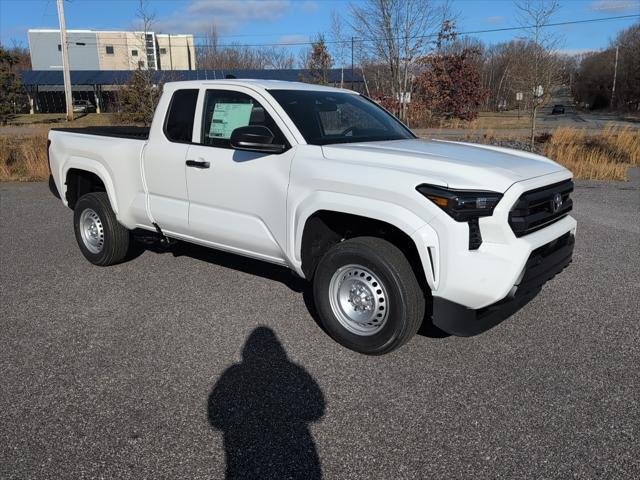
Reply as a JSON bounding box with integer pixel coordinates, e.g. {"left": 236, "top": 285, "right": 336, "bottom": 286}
{"left": 50, "top": 126, "right": 150, "bottom": 140}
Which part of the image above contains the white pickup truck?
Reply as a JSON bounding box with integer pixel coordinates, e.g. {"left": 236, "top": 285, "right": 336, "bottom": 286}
{"left": 48, "top": 79, "right": 576, "bottom": 354}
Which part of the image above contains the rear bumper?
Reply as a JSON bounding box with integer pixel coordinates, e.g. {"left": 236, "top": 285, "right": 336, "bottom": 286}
{"left": 432, "top": 232, "right": 574, "bottom": 336}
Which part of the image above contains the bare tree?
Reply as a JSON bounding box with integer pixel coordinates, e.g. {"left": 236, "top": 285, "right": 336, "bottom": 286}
{"left": 136, "top": 0, "right": 156, "bottom": 69}
{"left": 514, "top": 0, "right": 561, "bottom": 149}
{"left": 197, "top": 27, "right": 220, "bottom": 69}
{"left": 7, "top": 40, "right": 31, "bottom": 71}
{"left": 350, "top": 0, "right": 450, "bottom": 121}
{"left": 263, "top": 47, "right": 296, "bottom": 70}
{"left": 115, "top": 0, "right": 162, "bottom": 125}
{"left": 197, "top": 26, "right": 294, "bottom": 70}
{"left": 330, "top": 10, "right": 347, "bottom": 87}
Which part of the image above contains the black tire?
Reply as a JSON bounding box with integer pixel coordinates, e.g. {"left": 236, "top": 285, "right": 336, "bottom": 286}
{"left": 313, "top": 237, "right": 425, "bottom": 355}
{"left": 73, "top": 192, "right": 131, "bottom": 266}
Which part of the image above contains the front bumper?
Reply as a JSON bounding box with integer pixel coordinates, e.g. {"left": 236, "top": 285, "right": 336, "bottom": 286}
{"left": 411, "top": 171, "right": 577, "bottom": 310}
{"left": 432, "top": 232, "right": 574, "bottom": 336}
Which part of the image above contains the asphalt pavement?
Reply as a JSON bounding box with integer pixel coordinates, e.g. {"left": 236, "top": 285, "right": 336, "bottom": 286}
{"left": 1, "top": 174, "right": 639, "bottom": 479}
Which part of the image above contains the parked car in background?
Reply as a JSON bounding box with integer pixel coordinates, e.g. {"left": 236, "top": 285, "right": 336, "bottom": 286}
{"left": 552, "top": 105, "right": 565, "bottom": 115}
{"left": 47, "top": 80, "right": 576, "bottom": 355}
{"left": 72, "top": 100, "right": 96, "bottom": 114}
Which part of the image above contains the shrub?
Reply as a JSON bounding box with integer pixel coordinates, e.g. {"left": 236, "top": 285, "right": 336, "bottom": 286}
{"left": 543, "top": 126, "right": 639, "bottom": 181}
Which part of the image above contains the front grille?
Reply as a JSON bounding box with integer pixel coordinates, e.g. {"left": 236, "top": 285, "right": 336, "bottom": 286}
{"left": 509, "top": 179, "right": 573, "bottom": 237}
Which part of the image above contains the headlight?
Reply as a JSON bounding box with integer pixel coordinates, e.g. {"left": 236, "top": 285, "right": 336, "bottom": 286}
{"left": 416, "top": 184, "right": 503, "bottom": 222}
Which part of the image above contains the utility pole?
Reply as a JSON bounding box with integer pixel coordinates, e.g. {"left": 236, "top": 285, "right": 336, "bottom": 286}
{"left": 57, "top": 0, "right": 74, "bottom": 121}
{"left": 351, "top": 37, "right": 354, "bottom": 90}
{"left": 168, "top": 34, "right": 174, "bottom": 70}
{"left": 611, "top": 45, "right": 619, "bottom": 109}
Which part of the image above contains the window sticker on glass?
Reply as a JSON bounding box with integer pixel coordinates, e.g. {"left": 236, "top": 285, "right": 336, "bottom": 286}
{"left": 208, "top": 103, "right": 254, "bottom": 139}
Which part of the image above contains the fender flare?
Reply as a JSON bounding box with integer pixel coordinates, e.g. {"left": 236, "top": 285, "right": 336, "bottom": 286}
{"left": 289, "top": 191, "right": 437, "bottom": 288}
{"left": 61, "top": 158, "right": 119, "bottom": 214}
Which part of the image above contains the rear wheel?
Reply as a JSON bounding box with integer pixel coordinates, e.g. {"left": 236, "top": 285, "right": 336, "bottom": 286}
{"left": 313, "top": 237, "right": 425, "bottom": 355}
{"left": 73, "top": 192, "right": 130, "bottom": 266}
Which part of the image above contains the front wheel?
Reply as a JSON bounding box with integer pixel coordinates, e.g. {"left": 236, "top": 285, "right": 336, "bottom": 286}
{"left": 313, "top": 237, "right": 425, "bottom": 355}
{"left": 73, "top": 192, "right": 131, "bottom": 266}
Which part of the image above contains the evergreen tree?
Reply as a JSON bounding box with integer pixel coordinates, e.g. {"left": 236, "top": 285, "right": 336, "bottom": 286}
{"left": 0, "top": 47, "right": 24, "bottom": 124}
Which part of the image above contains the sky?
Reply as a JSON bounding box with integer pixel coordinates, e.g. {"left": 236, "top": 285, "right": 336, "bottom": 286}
{"left": 1, "top": 0, "right": 639, "bottom": 61}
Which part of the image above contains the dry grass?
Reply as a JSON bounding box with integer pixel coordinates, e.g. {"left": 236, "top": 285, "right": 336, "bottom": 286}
{"left": 471, "top": 112, "right": 532, "bottom": 130}
{"left": 0, "top": 132, "right": 49, "bottom": 182}
{"left": 543, "top": 126, "right": 640, "bottom": 181}
{"left": 0, "top": 125, "right": 638, "bottom": 182}
{"left": 412, "top": 112, "right": 532, "bottom": 130}
{"left": 6, "top": 113, "right": 115, "bottom": 127}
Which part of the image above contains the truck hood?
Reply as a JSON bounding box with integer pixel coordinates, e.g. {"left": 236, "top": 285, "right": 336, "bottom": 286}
{"left": 321, "top": 138, "right": 566, "bottom": 192}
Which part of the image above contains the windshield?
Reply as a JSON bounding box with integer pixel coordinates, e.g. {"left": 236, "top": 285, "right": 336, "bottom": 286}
{"left": 268, "top": 90, "right": 415, "bottom": 145}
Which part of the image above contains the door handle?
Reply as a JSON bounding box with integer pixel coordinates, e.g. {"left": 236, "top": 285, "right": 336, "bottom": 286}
{"left": 186, "top": 159, "right": 210, "bottom": 169}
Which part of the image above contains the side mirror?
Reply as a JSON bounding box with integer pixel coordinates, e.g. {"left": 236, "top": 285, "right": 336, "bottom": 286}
{"left": 230, "top": 125, "right": 286, "bottom": 154}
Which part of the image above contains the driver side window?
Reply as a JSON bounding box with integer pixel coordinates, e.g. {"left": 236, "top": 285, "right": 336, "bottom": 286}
{"left": 318, "top": 102, "right": 385, "bottom": 136}
{"left": 201, "top": 90, "right": 286, "bottom": 149}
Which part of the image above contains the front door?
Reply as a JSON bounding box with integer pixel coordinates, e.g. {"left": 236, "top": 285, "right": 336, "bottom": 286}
{"left": 184, "top": 88, "right": 294, "bottom": 263}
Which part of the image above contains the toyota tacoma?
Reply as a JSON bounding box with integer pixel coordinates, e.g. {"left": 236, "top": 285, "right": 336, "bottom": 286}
{"left": 48, "top": 80, "right": 576, "bottom": 354}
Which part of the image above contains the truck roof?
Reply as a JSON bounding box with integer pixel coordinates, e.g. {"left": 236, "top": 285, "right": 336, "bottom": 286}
{"left": 162, "top": 79, "right": 359, "bottom": 94}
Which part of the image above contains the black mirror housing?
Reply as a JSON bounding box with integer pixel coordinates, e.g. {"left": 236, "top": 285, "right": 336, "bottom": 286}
{"left": 230, "top": 126, "right": 285, "bottom": 154}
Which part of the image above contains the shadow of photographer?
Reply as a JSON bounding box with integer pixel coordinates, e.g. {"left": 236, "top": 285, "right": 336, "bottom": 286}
{"left": 208, "top": 327, "right": 325, "bottom": 479}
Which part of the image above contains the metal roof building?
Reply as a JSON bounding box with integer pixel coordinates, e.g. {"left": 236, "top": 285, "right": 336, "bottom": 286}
{"left": 20, "top": 68, "right": 362, "bottom": 86}
{"left": 20, "top": 69, "right": 364, "bottom": 113}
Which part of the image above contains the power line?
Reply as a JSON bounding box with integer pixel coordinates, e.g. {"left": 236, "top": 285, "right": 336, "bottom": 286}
{"left": 205, "top": 14, "right": 640, "bottom": 47}
{"left": 41, "top": 14, "right": 639, "bottom": 49}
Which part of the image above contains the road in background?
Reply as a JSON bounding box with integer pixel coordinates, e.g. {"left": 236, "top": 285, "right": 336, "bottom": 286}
{"left": 1, "top": 174, "right": 639, "bottom": 479}
{"left": 537, "top": 85, "right": 637, "bottom": 129}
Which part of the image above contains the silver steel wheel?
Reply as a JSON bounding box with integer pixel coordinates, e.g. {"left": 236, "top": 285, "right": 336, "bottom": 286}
{"left": 328, "top": 264, "right": 389, "bottom": 336}
{"left": 79, "top": 208, "right": 104, "bottom": 254}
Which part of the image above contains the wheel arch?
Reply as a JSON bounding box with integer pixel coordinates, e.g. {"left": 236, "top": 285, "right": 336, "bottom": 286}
{"left": 63, "top": 163, "right": 118, "bottom": 213}
{"left": 297, "top": 207, "right": 432, "bottom": 295}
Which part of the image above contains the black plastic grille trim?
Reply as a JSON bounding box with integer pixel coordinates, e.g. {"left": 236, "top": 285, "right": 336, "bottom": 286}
{"left": 509, "top": 179, "right": 574, "bottom": 237}
{"left": 468, "top": 218, "right": 482, "bottom": 250}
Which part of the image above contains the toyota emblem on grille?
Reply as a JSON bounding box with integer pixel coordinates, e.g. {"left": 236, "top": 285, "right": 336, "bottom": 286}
{"left": 551, "top": 192, "right": 563, "bottom": 213}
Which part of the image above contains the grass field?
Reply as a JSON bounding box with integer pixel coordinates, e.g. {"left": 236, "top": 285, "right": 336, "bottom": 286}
{"left": 422, "top": 112, "right": 534, "bottom": 130}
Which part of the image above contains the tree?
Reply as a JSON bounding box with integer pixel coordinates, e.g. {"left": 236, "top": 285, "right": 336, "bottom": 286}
{"left": 197, "top": 27, "right": 295, "bottom": 70}
{"left": 5, "top": 41, "right": 31, "bottom": 71}
{"left": 350, "top": 0, "right": 449, "bottom": 121}
{"left": 330, "top": 10, "right": 347, "bottom": 87}
{"left": 114, "top": 69, "right": 162, "bottom": 125}
{"left": 0, "top": 46, "right": 24, "bottom": 124}
{"left": 263, "top": 47, "right": 296, "bottom": 70}
{"left": 415, "top": 25, "right": 488, "bottom": 121}
{"left": 301, "top": 35, "right": 334, "bottom": 84}
{"left": 115, "top": 0, "right": 160, "bottom": 125}
{"left": 610, "top": 23, "right": 639, "bottom": 111}
{"left": 513, "top": 0, "right": 562, "bottom": 149}
{"left": 572, "top": 24, "right": 640, "bottom": 112}
{"left": 572, "top": 49, "right": 615, "bottom": 109}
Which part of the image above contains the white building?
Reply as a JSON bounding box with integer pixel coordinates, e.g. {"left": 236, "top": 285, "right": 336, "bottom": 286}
{"left": 28, "top": 29, "right": 196, "bottom": 71}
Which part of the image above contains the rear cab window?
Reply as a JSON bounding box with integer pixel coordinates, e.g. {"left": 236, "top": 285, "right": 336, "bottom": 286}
{"left": 164, "top": 89, "right": 199, "bottom": 143}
